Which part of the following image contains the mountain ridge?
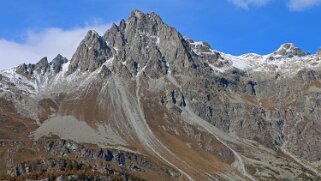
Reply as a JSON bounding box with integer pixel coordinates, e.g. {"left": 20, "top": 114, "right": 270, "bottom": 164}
{"left": 9, "top": 10, "right": 321, "bottom": 76}
{"left": 1, "top": 9, "right": 321, "bottom": 181}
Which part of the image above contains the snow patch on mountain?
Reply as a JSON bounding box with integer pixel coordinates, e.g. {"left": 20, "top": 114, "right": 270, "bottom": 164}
{"left": 189, "top": 41, "right": 320, "bottom": 75}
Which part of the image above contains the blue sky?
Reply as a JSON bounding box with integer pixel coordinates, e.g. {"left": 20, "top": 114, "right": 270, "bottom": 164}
{"left": 0, "top": 0, "right": 321, "bottom": 68}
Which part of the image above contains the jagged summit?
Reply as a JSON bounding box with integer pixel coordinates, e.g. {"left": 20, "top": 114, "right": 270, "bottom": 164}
{"left": 103, "top": 10, "right": 164, "bottom": 48}
{"left": 7, "top": 10, "right": 321, "bottom": 77}
{"left": 131, "top": 9, "right": 144, "bottom": 18}
{"left": 35, "top": 57, "right": 49, "bottom": 74}
{"left": 50, "top": 54, "right": 68, "bottom": 73}
{"left": 273, "top": 43, "right": 309, "bottom": 57}
{"left": 3, "top": 9, "right": 321, "bottom": 181}
{"left": 67, "top": 29, "right": 113, "bottom": 74}
{"left": 130, "top": 9, "right": 162, "bottom": 20}
{"left": 83, "top": 30, "right": 101, "bottom": 42}
{"left": 9, "top": 10, "right": 321, "bottom": 79}
{"left": 67, "top": 9, "right": 201, "bottom": 77}
{"left": 15, "top": 55, "right": 65, "bottom": 77}
{"left": 36, "top": 57, "right": 48, "bottom": 67}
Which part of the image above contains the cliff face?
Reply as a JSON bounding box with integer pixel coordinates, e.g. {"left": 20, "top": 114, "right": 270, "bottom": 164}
{"left": 1, "top": 10, "right": 321, "bottom": 181}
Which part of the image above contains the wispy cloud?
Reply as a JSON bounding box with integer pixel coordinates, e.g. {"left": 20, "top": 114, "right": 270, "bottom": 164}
{"left": 0, "top": 23, "right": 111, "bottom": 69}
{"left": 287, "top": 0, "right": 321, "bottom": 11}
{"left": 227, "top": 0, "right": 271, "bottom": 9}
{"left": 228, "top": 0, "right": 321, "bottom": 11}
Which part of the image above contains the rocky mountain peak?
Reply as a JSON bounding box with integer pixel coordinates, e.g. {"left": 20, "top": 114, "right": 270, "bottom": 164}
{"left": 67, "top": 10, "right": 213, "bottom": 77}
{"left": 103, "top": 22, "right": 126, "bottom": 48}
{"left": 35, "top": 57, "right": 49, "bottom": 74}
{"left": 102, "top": 10, "right": 197, "bottom": 76}
{"left": 126, "top": 9, "right": 164, "bottom": 38}
{"left": 15, "top": 57, "right": 49, "bottom": 78}
{"left": 129, "top": 9, "right": 162, "bottom": 21}
{"left": 36, "top": 57, "right": 48, "bottom": 67}
{"left": 273, "top": 43, "right": 309, "bottom": 57}
{"left": 50, "top": 54, "right": 68, "bottom": 73}
{"left": 131, "top": 9, "right": 144, "bottom": 18}
{"left": 83, "top": 30, "right": 100, "bottom": 44}
{"left": 16, "top": 63, "right": 35, "bottom": 78}
{"left": 52, "top": 54, "right": 64, "bottom": 60}
{"left": 67, "top": 30, "right": 113, "bottom": 74}
{"left": 188, "top": 40, "right": 214, "bottom": 53}
{"left": 104, "top": 9, "right": 164, "bottom": 48}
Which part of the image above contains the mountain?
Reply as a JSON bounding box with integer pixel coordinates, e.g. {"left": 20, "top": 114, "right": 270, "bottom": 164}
{"left": 1, "top": 10, "right": 321, "bottom": 180}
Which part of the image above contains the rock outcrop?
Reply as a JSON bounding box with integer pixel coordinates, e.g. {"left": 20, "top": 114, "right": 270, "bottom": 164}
{"left": 35, "top": 57, "right": 49, "bottom": 75}
{"left": 67, "top": 30, "right": 113, "bottom": 74}
{"left": 50, "top": 54, "right": 68, "bottom": 73}
{"left": 273, "top": 43, "right": 309, "bottom": 57}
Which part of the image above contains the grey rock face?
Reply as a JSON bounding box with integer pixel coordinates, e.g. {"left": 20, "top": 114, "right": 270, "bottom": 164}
{"left": 104, "top": 21, "right": 126, "bottom": 49}
{"left": 16, "top": 63, "right": 35, "bottom": 78}
{"left": 188, "top": 40, "right": 227, "bottom": 70}
{"left": 182, "top": 67, "right": 321, "bottom": 162}
{"left": 16, "top": 56, "right": 67, "bottom": 79}
{"left": 35, "top": 57, "right": 49, "bottom": 75}
{"left": 67, "top": 30, "right": 113, "bottom": 74}
{"left": 99, "top": 65, "right": 112, "bottom": 79}
{"left": 103, "top": 9, "right": 198, "bottom": 76}
{"left": 37, "top": 139, "right": 163, "bottom": 175}
{"left": 50, "top": 54, "right": 68, "bottom": 73}
{"left": 191, "top": 41, "right": 213, "bottom": 53}
{"left": 63, "top": 9, "right": 221, "bottom": 79}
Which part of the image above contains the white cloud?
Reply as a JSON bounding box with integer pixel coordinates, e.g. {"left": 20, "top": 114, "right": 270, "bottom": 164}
{"left": 288, "top": 0, "right": 321, "bottom": 11}
{"left": 228, "top": 0, "right": 271, "bottom": 9}
{"left": 0, "top": 23, "right": 111, "bottom": 69}
{"left": 228, "top": 0, "right": 321, "bottom": 10}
